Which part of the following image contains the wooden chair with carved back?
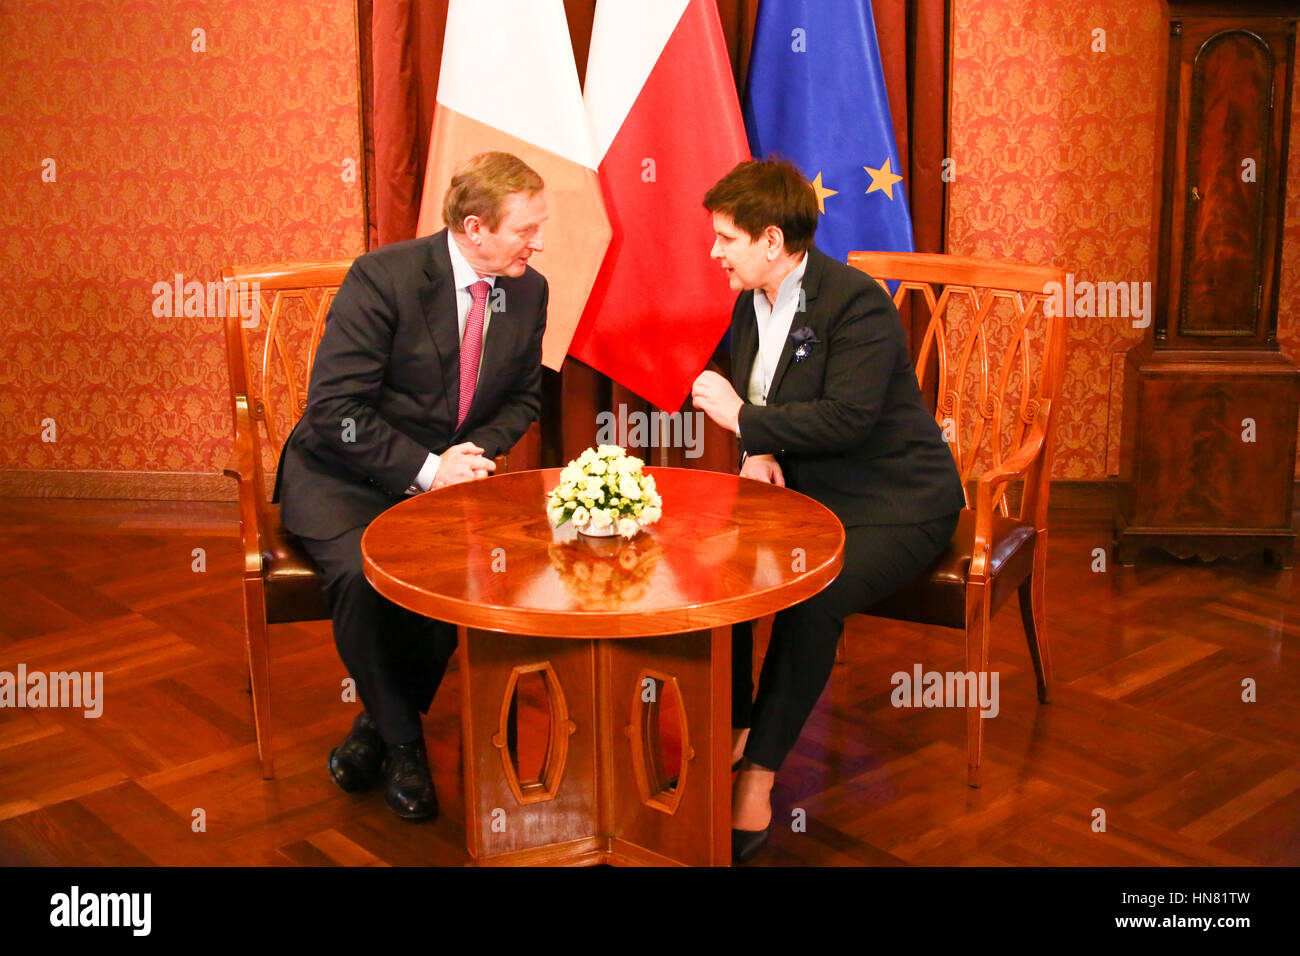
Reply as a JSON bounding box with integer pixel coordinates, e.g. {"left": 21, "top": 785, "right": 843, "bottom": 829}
{"left": 222, "top": 259, "right": 352, "bottom": 779}
{"left": 221, "top": 259, "right": 515, "bottom": 779}
{"left": 842, "top": 252, "right": 1069, "bottom": 788}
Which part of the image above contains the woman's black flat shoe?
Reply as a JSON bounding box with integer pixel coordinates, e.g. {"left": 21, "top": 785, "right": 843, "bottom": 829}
{"left": 731, "top": 825, "right": 770, "bottom": 864}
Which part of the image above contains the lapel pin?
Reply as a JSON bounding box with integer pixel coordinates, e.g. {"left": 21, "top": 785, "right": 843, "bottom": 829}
{"left": 790, "top": 326, "right": 819, "bottom": 362}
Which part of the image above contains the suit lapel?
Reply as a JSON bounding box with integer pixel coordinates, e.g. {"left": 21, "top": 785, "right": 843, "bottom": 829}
{"left": 420, "top": 230, "right": 537, "bottom": 437}
{"left": 419, "top": 229, "right": 462, "bottom": 427}
{"left": 765, "top": 333, "right": 800, "bottom": 402}
{"left": 766, "top": 249, "right": 824, "bottom": 402}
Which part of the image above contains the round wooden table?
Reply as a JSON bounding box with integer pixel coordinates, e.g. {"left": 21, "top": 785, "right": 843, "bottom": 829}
{"left": 362, "top": 466, "right": 844, "bottom": 866}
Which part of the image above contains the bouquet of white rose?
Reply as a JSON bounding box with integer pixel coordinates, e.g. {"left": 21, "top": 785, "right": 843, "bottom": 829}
{"left": 546, "top": 445, "right": 662, "bottom": 539}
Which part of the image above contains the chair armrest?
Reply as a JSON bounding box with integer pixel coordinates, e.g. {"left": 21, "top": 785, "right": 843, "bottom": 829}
{"left": 976, "top": 402, "right": 1051, "bottom": 494}
{"left": 228, "top": 399, "right": 268, "bottom": 577}
{"left": 970, "top": 400, "right": 1052, "bottom": 583}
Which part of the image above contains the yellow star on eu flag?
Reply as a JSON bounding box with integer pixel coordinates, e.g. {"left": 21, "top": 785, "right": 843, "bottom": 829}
{"left": 810, "top": 171, "right": 838, "bottom": 214}
{"left": 863, "top": 157, "right": 903, "bottom": 200}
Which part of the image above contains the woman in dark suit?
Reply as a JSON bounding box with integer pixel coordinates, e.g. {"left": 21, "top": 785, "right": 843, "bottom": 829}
{"left": 692, "top": 158, "right": 966, "bottom": 862}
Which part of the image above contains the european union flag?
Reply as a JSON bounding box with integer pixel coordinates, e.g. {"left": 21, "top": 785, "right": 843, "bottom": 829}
{"left": 743, "top": 0, "right": 914, "bottom": 263}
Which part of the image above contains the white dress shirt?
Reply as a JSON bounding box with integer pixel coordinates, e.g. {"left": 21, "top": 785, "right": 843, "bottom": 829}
{"left": 407, "top": 232, "right": 497, "bottom": 493}
{"left": 747, "top": 252, "right": 808, "bottom": 406}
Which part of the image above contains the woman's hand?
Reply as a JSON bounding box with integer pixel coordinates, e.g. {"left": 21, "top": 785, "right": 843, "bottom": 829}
{"left": 739, "top": 453, "right": 784, "bottom": 486}
{"left": 691, "top": 370, "right": 743, "bottom": 435}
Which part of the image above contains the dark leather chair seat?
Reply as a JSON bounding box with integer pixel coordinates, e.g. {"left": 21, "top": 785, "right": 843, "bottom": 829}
{"left": 865, "top": 508, "right": 1036, "bottom": 629}
{"left": 261, "top": 504, "right": 330, "bottom": 624}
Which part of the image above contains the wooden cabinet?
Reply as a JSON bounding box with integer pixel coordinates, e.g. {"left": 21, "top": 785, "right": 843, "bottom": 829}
{"left": 1115, "top": 1, "right": 1300, "bottom": 568}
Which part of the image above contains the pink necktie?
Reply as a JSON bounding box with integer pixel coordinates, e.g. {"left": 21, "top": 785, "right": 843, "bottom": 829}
{"left": 458, "top": 280, "right": 490, "bottom": 428}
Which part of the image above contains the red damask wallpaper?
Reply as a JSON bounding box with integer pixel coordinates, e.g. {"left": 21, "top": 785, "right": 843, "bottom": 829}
{"left": 0, "top": 0, "right": 1296, "bottom": 486}
{"left": 0, "top": 0, "right": 366, "bottom": 475}
{"left": 948, "top": 0, "right": 1300, "bottom": 479}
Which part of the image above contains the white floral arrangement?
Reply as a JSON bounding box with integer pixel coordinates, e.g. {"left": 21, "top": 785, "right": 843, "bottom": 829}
{"left": 547, "top": 445, "right": 662, "bottom": 538}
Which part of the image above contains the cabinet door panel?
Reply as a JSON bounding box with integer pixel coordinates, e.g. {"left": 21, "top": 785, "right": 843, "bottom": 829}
{"left": 1180, "top": 31, "right": 1272, "bottom": 337}
{"left": 1133, "top": 375, "right": 1295, "bottom": 528}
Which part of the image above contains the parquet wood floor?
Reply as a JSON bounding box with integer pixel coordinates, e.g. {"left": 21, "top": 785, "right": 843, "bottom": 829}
{"left": 0, "top": 500, "right": 1295, "bottom": 866}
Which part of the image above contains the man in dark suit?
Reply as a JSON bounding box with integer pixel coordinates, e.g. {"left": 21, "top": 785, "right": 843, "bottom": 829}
{"left": 274, "top": 151, "right": 549, "bottom": 820}
{"left": 692, "top": 158, "right": 965, "bottom": 861}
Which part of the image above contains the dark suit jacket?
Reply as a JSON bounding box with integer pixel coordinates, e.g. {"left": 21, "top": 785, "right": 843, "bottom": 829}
{"left": 274, "top": 229, "right": 548, "bottom": 541}
{"left": 732, "top": 247, "right": 964, "bottom": 528}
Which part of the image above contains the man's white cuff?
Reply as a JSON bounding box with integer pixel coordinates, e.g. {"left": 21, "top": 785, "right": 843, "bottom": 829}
{"left": 407, "top": 452, "right": 441, "bottom": 495}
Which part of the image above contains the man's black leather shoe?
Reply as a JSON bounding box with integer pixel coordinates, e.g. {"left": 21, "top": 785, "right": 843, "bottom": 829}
{"left": 328, "top": 711, "right": 386, "bottom": 793}
{"left": 384, "top": 739, "right": 438, "bottom": 821}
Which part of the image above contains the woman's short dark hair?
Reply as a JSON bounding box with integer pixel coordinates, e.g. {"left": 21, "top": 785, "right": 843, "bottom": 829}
{"left": 702, "top": 158, "right": 818, "bottom": 255}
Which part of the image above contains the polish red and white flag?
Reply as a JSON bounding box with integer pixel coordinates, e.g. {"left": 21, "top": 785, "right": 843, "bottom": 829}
{"left": 569, "top": 0, "right": 751, "bottom": 411}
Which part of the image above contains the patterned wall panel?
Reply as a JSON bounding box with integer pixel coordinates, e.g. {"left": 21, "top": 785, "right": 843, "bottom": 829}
{"left": 948, "top": 0, "right": 1300, "bottom": 479}
{"left": 0, "top": 0, "right": 366, "bottom": 476}
{"left": 3, "top": 1, "right": 1295, "bottom": 485}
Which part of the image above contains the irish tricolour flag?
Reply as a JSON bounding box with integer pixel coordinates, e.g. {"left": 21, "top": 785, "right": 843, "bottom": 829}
{"left": 415, "top": 0, "right": 611, "bottom": 371}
